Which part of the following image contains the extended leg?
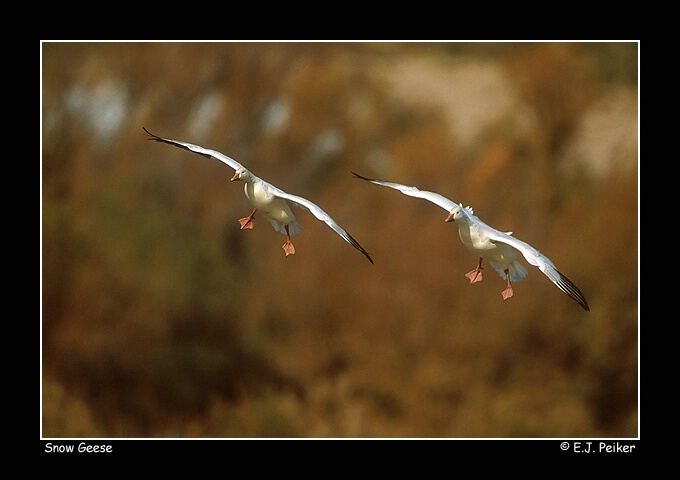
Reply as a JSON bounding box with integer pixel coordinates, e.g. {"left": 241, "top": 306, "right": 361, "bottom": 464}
{"left": 282, "top": 225, "right": 295, "bottom": 256}
{"left": 238, "top": 208, "right": 257, "bottom": 230}
{"left": 501, "top": 269, "right": 513, "bottom": 300}
{"left": 465, "top": 257, "right": 484, "bottom": 284}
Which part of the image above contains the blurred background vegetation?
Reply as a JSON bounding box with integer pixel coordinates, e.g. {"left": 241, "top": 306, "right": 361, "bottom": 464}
{"left": 41, "top": 41, "right": 638, "bottom": 438}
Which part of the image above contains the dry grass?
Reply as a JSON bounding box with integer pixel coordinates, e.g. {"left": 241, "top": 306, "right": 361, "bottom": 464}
{"left": 42, "top": 41, "right": 638, "bottom": 438}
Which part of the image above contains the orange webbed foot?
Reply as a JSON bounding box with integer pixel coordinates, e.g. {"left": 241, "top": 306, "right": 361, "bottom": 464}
{"left": 282, "top": 238, "right": 295, "bottom": 257}
{"left": 465, "top": 268, "right": 483, "bottom": 284}
{"left": 238, "top": 217, "right": 254, "bottom": 230}
{"left": 238, "top": 209, "right": 257, "bottom": 230}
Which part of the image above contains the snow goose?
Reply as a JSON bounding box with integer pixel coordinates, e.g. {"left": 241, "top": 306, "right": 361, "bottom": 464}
{"left": 352, "top": 172, "right": 589, "bottom": 311}
{"left": 143, "top": 128, "right": 373, "bottom": 264}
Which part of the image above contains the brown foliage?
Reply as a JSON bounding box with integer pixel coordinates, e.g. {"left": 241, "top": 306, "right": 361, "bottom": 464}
{"left": 42, "top": 42, "right": 638, "bottom": 438}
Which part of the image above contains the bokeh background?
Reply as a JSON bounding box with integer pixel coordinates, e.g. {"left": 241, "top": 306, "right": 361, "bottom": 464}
{"left": 41, "top": 41, "right": 638, "bottom": 438}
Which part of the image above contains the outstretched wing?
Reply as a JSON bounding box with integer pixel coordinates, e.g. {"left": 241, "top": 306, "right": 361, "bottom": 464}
{"left": 145, "top": 128, "right": 372, "bottom": 264}
{"left": 353, "top": 171, "right": 589, "bottom": 311}
{"left": 268, "top": 185, "right": 374, "bottom": 265}
{"left": 143, "top": 127, "right": 244, "bottom": 171}
{"left": 475, "top": 221, "right": 590, "bottom": 311}
{"left": 352, "top": 172, "right": 458, "bottom": 212}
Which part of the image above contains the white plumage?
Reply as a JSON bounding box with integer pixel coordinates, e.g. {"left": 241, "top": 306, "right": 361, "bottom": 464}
{"left": 144, "top": 128, "right": 373, "bottom": 264}
{"left": 352, "top": 172, "right": 589, "bottom": 311}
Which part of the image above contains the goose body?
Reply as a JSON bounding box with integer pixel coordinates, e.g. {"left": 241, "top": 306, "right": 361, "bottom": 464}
{"left": 353, "top": 172, "right": 588, "bottom": 311}
{"left": 144, "top": 128, "right": 373, "bottom": 264}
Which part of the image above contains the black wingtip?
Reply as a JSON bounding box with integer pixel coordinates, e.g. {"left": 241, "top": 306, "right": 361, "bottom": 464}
{"left": 556, "top": 270, "right": 590, "bottom": 312}
{"left": 143, "top": 126, "right": 162, "bottom": 141}
{"left": 359, "top": 246, "right": 375, "bottom": 265}
{"left": 351, "top": 171, "right": 372, "bottom": 182}
{"left": 348, "top": 173, "right": 375, "bottom": 264}
{"left": 342, "top": 228, "right": 374, "bottom": 265}
{"left": 354, "top": 237, "right": 375, "bottom": 265}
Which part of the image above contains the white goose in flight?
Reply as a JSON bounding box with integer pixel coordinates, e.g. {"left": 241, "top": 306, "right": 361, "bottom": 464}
{"left": 352, "top": 172, "right": 589, "bottom": 311}
{"left": 143, "top": 128, "right": 373, "bottom": 264}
